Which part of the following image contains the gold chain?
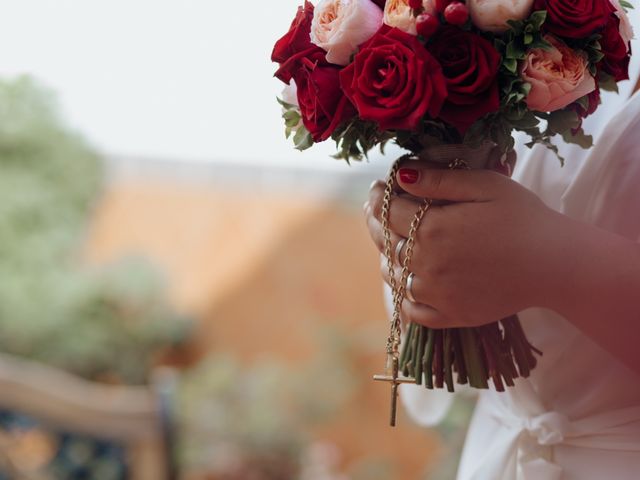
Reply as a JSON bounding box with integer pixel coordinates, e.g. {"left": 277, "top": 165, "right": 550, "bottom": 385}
{"left": 381, "top": 159, "right": 432, "bottom": 361}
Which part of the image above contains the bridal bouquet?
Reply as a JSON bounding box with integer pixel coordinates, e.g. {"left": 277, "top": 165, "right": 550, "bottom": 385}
{"left": 271, "top": 0, "right": 633, "bottom": 405}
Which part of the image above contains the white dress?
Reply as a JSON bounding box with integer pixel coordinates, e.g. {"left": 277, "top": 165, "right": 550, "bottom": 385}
{"left": 400, "top": 9, "right": 640, "bottom": 479}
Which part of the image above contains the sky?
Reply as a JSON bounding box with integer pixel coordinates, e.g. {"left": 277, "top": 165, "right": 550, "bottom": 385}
{"left": 0, "top": 0, "right": 381, "bottom": 169}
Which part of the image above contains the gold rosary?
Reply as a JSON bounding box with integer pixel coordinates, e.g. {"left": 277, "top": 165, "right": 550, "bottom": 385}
{"left": 373, "top": 159, "right": 432, "bottom": 427}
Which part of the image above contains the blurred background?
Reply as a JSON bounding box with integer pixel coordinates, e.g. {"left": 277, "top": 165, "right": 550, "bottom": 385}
{"left": 0, "top": 1, "right": 472, "bottom": 479}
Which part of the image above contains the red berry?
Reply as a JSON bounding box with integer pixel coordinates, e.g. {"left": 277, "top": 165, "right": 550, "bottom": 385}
{"left": 416, "top": 13, "right": 440, "bottom": 38}
{"left": 434, "top": 0, "right": 452, "bottom": 13}
{"left": 444, "top": 1, "right": 469, "bottom": 25}
{"left": 409, "top": 0, "right": 423, "bottom": 9}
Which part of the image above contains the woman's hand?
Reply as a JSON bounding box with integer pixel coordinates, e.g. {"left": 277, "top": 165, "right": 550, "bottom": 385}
{"left": 365, "top": 160, "right": 640, "bottom": 374}
{"left": 365, "top": 163, "right": 571, "bottom": 328}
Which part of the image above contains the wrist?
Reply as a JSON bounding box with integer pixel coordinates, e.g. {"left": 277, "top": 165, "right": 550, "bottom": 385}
{"left": 540, "top": 213, "right": 640, "bottom": 320}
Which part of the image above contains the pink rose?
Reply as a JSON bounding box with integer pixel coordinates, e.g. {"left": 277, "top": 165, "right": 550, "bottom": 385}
{"left": 611, "top": 0, "right": 634, "bottom": 52}
{"left": 521, "top": 35, "right": 596, "bottom": 112}
{"left": 383, "top": 0, "right": 436, "bottom": 35}
{"left": 311, "top": 0, "right": 384, "bottom": 66}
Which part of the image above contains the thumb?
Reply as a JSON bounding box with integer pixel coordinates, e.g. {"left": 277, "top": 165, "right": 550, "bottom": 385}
{"left": 396, "top": 166, "right": 503, "bottom": 202}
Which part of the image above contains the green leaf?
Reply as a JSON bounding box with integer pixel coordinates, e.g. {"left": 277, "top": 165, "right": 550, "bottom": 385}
{"left": 283, "top": 110, "right": 300, "bottom": 128}
{"left": 330, "top": 119, "right": 397, "bottom": 162}
{"left": 620, "top": 0, "right": 633, "bottom": 11}
{"left": 293, "top": 126, "right": 313, "bottom": 151}
{"left": 598, "top": 72, "right": 619, "bottom": 93}
{"left": 525, "top": 136, "right": 565, "bottom": 166}
{"left": 547, "top": 109, "right": 581, "bottom": 135}
{"left": 506, "top": 41, "right": 526, "bottom": 60}
{"left": 592, "top": 51, "right": 605, "bottom": 63}
{"left": 562, "top": 128, "right": 593, "bottom": 149}
{"left": 506, "top": 19, "right": 523, "bottom": 34}
{"left": 463, "top": 119, "right": 489, "bottom": 146}
{"left": 510, "top": 112, "right": 540, "bottom": 129}
{"left": 503, "top": 58, "right": 518, "bottom": 74}
{"left": 575, "top": 95, "right": 590, "bottom": 111}
{"left": 276, "top": 96, "right": 298, "bottom": 111}
{"left": 529, "top": 10, "right": 547, "bottom": 29}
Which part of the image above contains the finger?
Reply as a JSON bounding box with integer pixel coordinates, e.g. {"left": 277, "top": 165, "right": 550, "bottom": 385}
{"left": 396, "top": 165, "right": 505, "bottom": 202}
{"left": 401, "top": 300, "right": 450, "bottom": 329}
{"left": 380, "top": 265, "right": 431, "bottom": 306}
{"left": 380, "top": 265, "right": 452, "bottom": 328}
{"left": 369, "top": 182, "right": 429, "bottom": 237}
{"left": 366, "top": 208, "right": 407, "bottom": 258}
{"left": 370, "top": 176, "right": 406, "bottom": 196}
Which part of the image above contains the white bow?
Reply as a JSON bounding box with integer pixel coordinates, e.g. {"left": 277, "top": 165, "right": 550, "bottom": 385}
{"left": 463, "top": 382, "right": 640, "bottom": 480}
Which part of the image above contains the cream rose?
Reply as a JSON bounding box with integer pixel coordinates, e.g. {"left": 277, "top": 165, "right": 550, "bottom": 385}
{"left": 383, "top": 0, "right": 436, "bottom": 36}
{"left": 521, "top": 35, "right": 596, "bottom": 112}
{"left": 282, "top": 81, "right": 299, "bottom": 108}
{"left": 310, "top": 0, "right": 384, "bottom": 66}
{"left": 611, "top": 0, "right": 634, "bottom": 52}
{"left": 467, "top": 0, "right": 534, "bottom": 33}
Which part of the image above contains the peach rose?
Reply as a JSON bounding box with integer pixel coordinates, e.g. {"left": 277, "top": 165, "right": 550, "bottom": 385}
{"left": 611, "top": 0, "right": 634, "bottom": 52}
{"left": 310, "top": 0, "right": 384, "bottom": 66}
{"left": 467, "top": 0, "right": 534, "bottom": 33}
{"left": 521, "top": 35, "right": 596, "bottom": 112}
{"left": 383, "top": 0, "right": 436, "bottom": 36}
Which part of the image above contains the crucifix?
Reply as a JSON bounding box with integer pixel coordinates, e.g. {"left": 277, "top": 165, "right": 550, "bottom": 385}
{"left": 373, "top": 354, "right": 416, "bottom": 427}
{"left": 375, "top": 159, "right": 431, "bottom": 427}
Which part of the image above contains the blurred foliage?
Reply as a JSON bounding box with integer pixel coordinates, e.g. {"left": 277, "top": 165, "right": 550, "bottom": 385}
{"left": 0, "top": 76, "right": 186, "bottom": 383}
{"left": 177, "top": 325, "right": 360, "bottom": 480}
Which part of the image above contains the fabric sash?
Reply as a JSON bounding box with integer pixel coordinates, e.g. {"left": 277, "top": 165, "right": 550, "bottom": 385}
{"left": 463, "top": 381, "right": 640, "bottom": 480}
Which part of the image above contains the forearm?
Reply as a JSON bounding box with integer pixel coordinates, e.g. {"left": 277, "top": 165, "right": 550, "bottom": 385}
{"left": 546, "top": 212, "right": 640, "bottom": 374}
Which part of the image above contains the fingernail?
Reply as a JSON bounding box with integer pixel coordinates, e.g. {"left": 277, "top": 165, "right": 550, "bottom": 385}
{"left": 363, "top": 201, "right": 370, "bottom": 213}
{"left": 398, "top": 168, "right": 420, "bottom": 184}
{"left": 369, "top": 180, "right": 379, "bottom": 191}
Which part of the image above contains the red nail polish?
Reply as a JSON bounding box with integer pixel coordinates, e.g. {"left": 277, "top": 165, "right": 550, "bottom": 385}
{"left": 398, "top": 168, "right": 419, "bottom": 184}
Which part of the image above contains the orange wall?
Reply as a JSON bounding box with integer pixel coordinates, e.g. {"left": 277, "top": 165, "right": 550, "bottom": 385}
{"left": 86, "top": 179, "right": 441, "bottom": 479}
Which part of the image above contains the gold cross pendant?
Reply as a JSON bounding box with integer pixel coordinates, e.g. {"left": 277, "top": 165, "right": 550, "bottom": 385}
{"left": 373, "top": 355, "right": 415, "bottom": 427}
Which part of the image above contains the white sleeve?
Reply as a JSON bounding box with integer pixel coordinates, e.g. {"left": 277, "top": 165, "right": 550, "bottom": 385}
{"left": 562, "top": 92, "right": 640, "bottom": 243}
{"left": 400, "top": 383, "right": 457, "bottom": 426}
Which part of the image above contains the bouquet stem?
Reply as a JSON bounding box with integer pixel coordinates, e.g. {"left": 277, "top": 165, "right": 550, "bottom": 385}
{"left": 400, "top": 316, "right": 542, "bottom": 391}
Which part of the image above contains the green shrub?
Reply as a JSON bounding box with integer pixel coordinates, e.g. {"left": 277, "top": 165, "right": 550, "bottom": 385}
{"left": 0, "top": 76, "right": 186, "bottom": 384}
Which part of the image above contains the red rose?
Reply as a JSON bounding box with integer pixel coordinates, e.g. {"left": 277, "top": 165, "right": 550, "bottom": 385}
{"left": 271, "top": 1, "right": 355, "bottom": 141}
{"left": 534, "top": 0, "right": 614, "bottom": 38}
{"left": 428, "top": 26, "right": 501, "bottom": 133}
{"left": 339, "top": 26, "right": 447, "bottom": 131}
{"left": 600, "top": 14, "right": 631, "bottom": 82}
{"left": 294, "top": 51, "right": 357, "bottom": 142}
{"left": 272, "top": 1, "right": 316, "bottom": 83}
